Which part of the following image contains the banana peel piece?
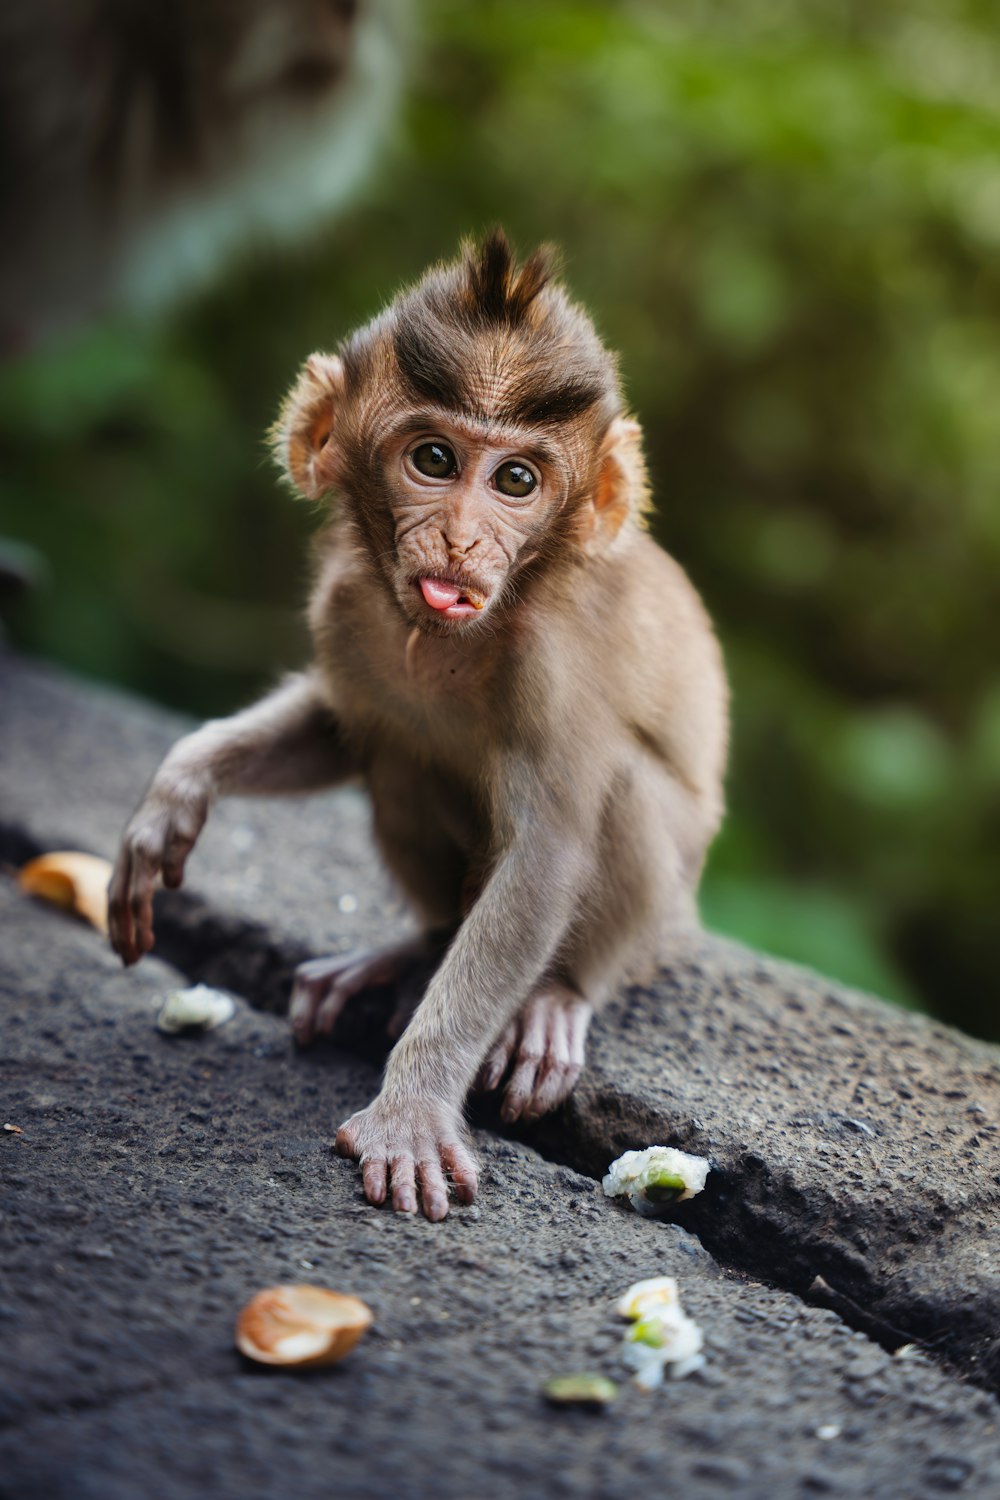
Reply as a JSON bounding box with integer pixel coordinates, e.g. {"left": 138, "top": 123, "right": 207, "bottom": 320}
{"left": 18, "top": 851, "right": 112, "bottom": 935}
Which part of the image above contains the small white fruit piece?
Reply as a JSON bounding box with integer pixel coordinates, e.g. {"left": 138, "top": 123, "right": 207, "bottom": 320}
{"left": 614, "top": 1276, "right": 680, "bottom": 1321}
{"left": 18, "top": 851, "right": 113, "bottom": 935}
{"left": 616, "top": 1276, "right": 706, "bottom": 1388}
{"left": 602, "top": 1146, "right": 710, "bottom": 1216}
{"left": 156, "top": 985, "right": 236, "bottom": 1034}
{"left": 236, "top": 1285, "right": 373, "bottom": 1368}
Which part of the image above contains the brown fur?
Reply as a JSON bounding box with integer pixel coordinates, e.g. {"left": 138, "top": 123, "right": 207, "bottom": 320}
{"left": 110, "top": 233, "right": 729, "bottom": 1221}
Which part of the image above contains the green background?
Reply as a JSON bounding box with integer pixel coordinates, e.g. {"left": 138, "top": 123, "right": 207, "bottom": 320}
{"left": 3, "top": 0, "right": 998, "bottom": 1037}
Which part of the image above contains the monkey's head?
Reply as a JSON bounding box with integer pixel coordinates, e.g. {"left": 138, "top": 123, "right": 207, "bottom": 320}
{"left": 272, "top": 231, "right": 650, "bottom": 633}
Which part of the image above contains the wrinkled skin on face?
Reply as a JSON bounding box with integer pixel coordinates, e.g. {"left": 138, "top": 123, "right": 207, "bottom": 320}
{"left": 382, "top": 417, "right": 569, "bottom": 631}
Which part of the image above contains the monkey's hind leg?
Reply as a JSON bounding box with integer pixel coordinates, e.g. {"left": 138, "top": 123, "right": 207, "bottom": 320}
{"left": 290, "top": 930, "right": 453, "bottom": 1047}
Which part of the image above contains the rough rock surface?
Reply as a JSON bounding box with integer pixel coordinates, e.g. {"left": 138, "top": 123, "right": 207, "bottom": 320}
{"left": 2, "top": 651, "right": 1000, "bottom": 1499}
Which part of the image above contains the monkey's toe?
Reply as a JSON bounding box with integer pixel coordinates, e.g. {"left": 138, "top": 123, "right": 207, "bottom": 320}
{"left": 475, "top": 1023, "right": 517, "bottom": 1094}
{"left": 289, "top": 937, "right": 444, "bottom": 1047}
{"left": 492, "top": 985, "right": 592, "bottom": 1123}
{"left": 334, "top": 1099, "right": 478, "bottom": 1220}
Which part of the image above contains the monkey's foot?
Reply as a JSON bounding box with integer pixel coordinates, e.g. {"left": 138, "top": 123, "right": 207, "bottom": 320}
{"left": 476, "top": 982, "right": 593, "bottom": 1125}
{"left": 335, "top": 1095, "right": 478, "bottom": 1221}
{"left": 289, "top": 933, "right": 444, "bottom": 1047}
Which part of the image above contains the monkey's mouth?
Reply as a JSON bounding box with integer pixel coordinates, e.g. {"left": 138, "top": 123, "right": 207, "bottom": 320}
{"left": 415, "top": 576, "right": 488, "bottom": 620}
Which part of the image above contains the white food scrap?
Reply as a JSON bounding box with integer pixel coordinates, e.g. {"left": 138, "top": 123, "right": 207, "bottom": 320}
{"left": 614, "top": 1275, "right": 680, "bottom": 1321}
{"left": 617, "top": 1276, "right": 706, "bottom": 1389}
{"left": 156, "top": 985, "right": 236, "bottom": 1034}
{"left": 602, "top": 1146, "right": 710, "bottom": 1215}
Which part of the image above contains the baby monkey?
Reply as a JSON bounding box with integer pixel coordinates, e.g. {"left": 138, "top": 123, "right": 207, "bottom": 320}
{"left": 109, "top": 232, "right": 728, "bottom": 1220}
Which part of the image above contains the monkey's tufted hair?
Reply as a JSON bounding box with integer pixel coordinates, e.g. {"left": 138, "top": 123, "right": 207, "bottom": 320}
{"left": 341, "top": 229, "right": 622, "bottom": 432}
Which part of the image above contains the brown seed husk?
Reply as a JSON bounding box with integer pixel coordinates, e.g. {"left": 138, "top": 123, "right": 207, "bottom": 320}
{"left": 235, "top": 1285, "right": 373, "bottom": 1368}
{"left": 18, "top": 851, "right": 113, "bottom": 935}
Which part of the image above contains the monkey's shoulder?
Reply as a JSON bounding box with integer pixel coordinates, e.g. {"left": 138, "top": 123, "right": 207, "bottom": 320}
{"left": 519, "top": 532, "right": 728, "bottom": 791}
{"left": 529, "top": 533, "right": 719, "bottom": 689}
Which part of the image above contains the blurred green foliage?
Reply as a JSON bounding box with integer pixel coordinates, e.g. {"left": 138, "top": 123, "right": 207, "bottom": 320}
{"left": 2, "top": 0, "right": 999, "bottom": 1035}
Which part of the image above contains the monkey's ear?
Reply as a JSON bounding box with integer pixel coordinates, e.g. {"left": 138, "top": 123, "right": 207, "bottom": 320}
{"left": 270, "top": 353, "right": 345, "bottom": 499}
{"left": 577, "top": 417, "right": 652, "bottom": 553}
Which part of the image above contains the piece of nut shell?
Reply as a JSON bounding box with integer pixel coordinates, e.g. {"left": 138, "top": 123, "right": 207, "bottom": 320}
{"left": 235, "top": 1285, "right": 373, "bottom": 1368}
{"left": 18, "top": 851, "right": 113, "bottom": 935}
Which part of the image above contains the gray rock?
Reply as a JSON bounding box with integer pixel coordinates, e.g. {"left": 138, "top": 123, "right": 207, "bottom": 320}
{"left": 541, "top": 938, "right": 1000, "bottom": 1387}
{"left": 3, "top": 650, "right": 1000, "bottom": 1498}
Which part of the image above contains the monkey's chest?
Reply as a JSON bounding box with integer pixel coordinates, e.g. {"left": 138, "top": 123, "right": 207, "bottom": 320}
{"left": 389, "top": 653, "right": 491, "bottom": 754}
{"left": 341, "top": 627, "right": 498, "bottom": 770}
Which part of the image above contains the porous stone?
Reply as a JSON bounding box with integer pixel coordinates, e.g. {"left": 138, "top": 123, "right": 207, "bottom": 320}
{"left": 3, "top": 650, "right": 1000, "bottom": 1499}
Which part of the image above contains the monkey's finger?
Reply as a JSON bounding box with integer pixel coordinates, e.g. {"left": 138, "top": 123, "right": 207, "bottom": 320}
{"left": 529, "top": 1060, "right": 582, "bottom": 1119}
{"left": 501, "top": 1053, "right": 543, "bottom": 1124}
{"left": 112, "top": 856, "right": 148, "bottom": 965}
{"left": 315, "top": 987, "right": 350, "bottom": 1037}
{"left": 525, "top": 1006, "right": 571, "bottom": 1119}
{"left": 389, "top": 1154, "right": 417, "bottom": 1215}
{"left": 108, "top": 856, "right": 136, "bottom": 963}
{"left": 290, "top": 954, "right": 355, "bottom": 1043}
{"left": 289, "top": 979, "right": 320, "bottom": 1046}
{"left": 416, "top": 1156, "right": 449, "bottom": 1221}
{"left": 530, "top": 998, "right": 591, "bottom": 1115}
{"left": 131, "top": 890, "right": 155, "bottom": 955}
{"left": 334, "top": 1115, "right": 362, "bottom": 1159}
{"left": 313, "top": 957, "right": 381, "bottom": 1036}
{"left": 127, "top": 858, "right": 159, "bottom": 957}
{"left": 362, "top": 1157, "right": 387, "bottom": 1206}
{"left": 566, "top": 1000, "right": 593, "bottom": 1065}
{"left": 476, "top": 1023, "right": 516, "bottom": 1093}
{"left": 441, "top": 1141, "right": 478, "bottom": 1204}
{"left": 161, "top": 838, "right": 192, "bottom": 890}
{"left": 501, "top": 1004, "right": 548, "bottom": 1122}
{"left": 542, "top": 1002, "right": 572, "bottom": 1074}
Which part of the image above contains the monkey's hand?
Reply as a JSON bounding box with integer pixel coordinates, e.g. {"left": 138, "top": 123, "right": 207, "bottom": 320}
{"left": 108, "top": 773, "right": 211, "bottom": 965}
{"left": 334, "top": 1095, "right": 479, "bottom": 1222}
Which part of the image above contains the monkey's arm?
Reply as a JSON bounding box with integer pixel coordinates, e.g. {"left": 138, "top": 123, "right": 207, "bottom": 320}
{"left": 109, "top": 672, "right": 357, "bottom": 965}
{"left": 335, "top": 767, "right": 597, "bottom": 1219}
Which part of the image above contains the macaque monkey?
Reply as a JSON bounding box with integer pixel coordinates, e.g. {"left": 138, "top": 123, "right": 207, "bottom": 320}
{"left": 109, "top": 232, "right": 728, "bottom": 1220}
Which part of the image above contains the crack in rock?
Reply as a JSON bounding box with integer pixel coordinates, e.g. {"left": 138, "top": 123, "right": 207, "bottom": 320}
{"left": 7, "top": 815, "right": 996, "bottom": 1396}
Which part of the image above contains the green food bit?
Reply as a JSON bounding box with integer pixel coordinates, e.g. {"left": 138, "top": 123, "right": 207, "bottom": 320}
{"left": 543, "top": 1373, "right": 620, "bottom": 1407}
{"left": 643, "top": 1172, "right": 686, "bottom": 1205}
{"left": 627, "top": 1318, "right": 669, "bottom": 1349}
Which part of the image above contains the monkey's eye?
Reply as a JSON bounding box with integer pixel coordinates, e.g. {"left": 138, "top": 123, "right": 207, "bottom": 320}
{"left": 410, "top": 442, "right": 457, "bottom": 479}
{"left": 492, "top": 461, "right": 538, "bottom": 499}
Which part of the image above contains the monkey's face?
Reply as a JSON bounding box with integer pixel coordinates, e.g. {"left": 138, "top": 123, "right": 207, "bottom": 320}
{"left": 382, "top": 418, "right": 567, "bottom": 634}
{"left": 271, "top": 235, "right": 638, "bottom": 624}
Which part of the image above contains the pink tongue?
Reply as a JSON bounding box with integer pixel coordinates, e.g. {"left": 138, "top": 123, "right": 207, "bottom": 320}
{"left": 420, "top": 578, "right": 463, "bottom": 611}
